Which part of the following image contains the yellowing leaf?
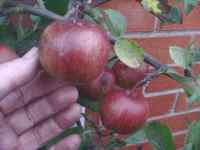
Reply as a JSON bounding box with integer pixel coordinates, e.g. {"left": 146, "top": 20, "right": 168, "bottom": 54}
{"left": 141, "top": 0, "right": 162, "bottom": 14}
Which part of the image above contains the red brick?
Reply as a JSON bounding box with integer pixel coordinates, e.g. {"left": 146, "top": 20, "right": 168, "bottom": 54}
{"left": 175, "top": 93, "right": 188, "bottom": 112}
{"left": 159, "top": 111, "right": 199, "bottom": 132}
{"left": 132, "top": 36, "right": 191, "bottom": 64}
{"left": 193, "top": 63, "right": 200, "bottom": 76}
{"left": 100, "top": 0, "right": 155, "bottom": 32}
{"left": 148, "top": 94, "right": 176, "bottom": 117}
{"left": 175, "top": 133, "right": 186, "bottom": 149}
{"left": 176, "top": 93, "right": 200, "bottom": 112}
{"left": 147, "top": 75, "right": 181, "bottom": 92}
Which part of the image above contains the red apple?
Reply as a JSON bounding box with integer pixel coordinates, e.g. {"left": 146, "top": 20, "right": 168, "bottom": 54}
{"left": 0, "top": 44, "right": 17, "bottom": 63}
{"left": 112, "top": 60, "right": 150, "bottom": 89}
{"left": 39, "top": 20, "right": 110, "bottom": 84}
{"left": 100, "top": 89, "right": 149, "bottom": 134}
{"left": 79, "top": 69, "right": 116, "bottom": 100}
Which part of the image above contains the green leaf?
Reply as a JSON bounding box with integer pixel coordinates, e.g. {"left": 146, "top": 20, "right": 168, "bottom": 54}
{"left": 0, "top": 24, "right": 17, "bottom": 48}
{"left": 125, "top": 129, "right": 146, "bottom": 145}
{"left": 144, "top": 121, "right": 176, "bottom": 150}
{"left": 182, "top": 143, "right": 193, "bottom": 150}
{"left": 186, "top": 77, "right": 200, "bottom": 103}
{"left": 43, "top": 0, "right": 69, "bottom": 15}
{"left": 0, "top": 16, "right": 6, "bottom": 25}
{"left": 78, "top": 97, "right": 100, "bottom": 112}
{"left": 185, "top": 120, "right": 200, "bottom": 150}
{"left": 114, "top": 38, "right": 144, "bottom": 68}
{"left": 159, "top": 6, "right": 182, "bottom": 24}
{"left": 84, "top": 7, "right": 121, "bottom": 39}
{"left": 106, "top": 138, "right": 126, "bottom": 150}
{"left": 79, "top": 129, "right": 97, "bottom": 150}
{"left": 165, "top": 68, "right": 200, "bottom": 104}
{"left": 169, "top": 46, "right": 192, "bottom": 69}
{"left": 192, "top": 47, "right": 200, "bottom": 63}
{"left": 141, "top": 0, "right": 162, "bottom": 14}
{"left": 184, "top": 0, "right": 198, "bottom": 14}
{"left": 104, "top": 9, "right": 127, "bottom": 37}
{"left": 0, "top": 0, "right": 6, "bottom": 8}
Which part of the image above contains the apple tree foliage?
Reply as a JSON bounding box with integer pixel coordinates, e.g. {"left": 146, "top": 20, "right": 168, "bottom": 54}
{"left": 1, "top": 0, "right": 200, "bottom": 150}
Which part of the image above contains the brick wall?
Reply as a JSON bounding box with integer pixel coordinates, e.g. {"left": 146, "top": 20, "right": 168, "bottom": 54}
{"left": 99, "top": 0, "right": 200, "bottom": 149}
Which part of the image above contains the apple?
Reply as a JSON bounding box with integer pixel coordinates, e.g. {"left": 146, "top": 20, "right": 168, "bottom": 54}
{"left": 0, "top": 44, "right": 17, "bottom": 63}
{"left": 39, "top": 20, "right": 110, "bottom": 84}
{"left": 79, "top": 69, "right": 116, "bottom": 100}
{"left": 100, "top": 89, "right": 149, "bottom": 134}
{"left": 112, "top": 60, "right": 150, "bottom": 89}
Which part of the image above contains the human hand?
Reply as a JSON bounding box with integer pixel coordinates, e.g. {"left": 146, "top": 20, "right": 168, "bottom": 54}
{"left": 0, "top": 47, "right": 81, "bottom": 150}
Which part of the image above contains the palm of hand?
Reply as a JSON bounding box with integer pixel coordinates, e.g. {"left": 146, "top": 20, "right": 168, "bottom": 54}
{"left": 0, "top": 47, "right": 81, "bottom": 150}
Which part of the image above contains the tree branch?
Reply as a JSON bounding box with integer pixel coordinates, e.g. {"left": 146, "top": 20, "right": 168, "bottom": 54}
{"left": 144, "top": 53, "right": 165, "bottom": 70}
{"left": 5, "top": 0, "right": 66, "bottom": 20}
{"left": 93, "top": 0, "right": 112, "bottom": 6}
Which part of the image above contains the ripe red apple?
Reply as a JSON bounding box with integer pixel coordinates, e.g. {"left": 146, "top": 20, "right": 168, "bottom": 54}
{"left": 39, "top": 20, "right": 110, "bottom": 84}
{"left": 0, "top": 44, "right": 17, "bottom": 63}
{"left": 112, "top": 60, "right": 150, "bottom": 89}
{"left": 100, "top": 89, "right": 149, "bottom": 134}
{"left": 79, "top": 69, "right": 116, "bottom": 100}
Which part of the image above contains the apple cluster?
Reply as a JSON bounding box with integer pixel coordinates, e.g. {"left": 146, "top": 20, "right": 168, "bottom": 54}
{"left": 38, "top": 20, "right": 150, "bottom": 134}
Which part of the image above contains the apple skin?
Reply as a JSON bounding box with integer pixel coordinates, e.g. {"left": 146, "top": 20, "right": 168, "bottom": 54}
{"left": 0, "top": 44, "right": 17, "bottom": 63}
{"left": 100, "top": 90, "right": 149, "bottom": 134}
{"left": 112, "top": 60, "right": 149, "bottom": 89}
{"left": 79, "top": 69, "right": 116, "bottom": 100}
{"left": 39, "top": 20, "right": 110, "bottom": 84}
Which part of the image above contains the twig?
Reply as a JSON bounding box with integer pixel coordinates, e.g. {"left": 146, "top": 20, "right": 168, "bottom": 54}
{"left": 81, "top": 113, "right": 106, "bottom": 149}
{"left": 135, "top": 65, "right": 167, "bottom": 88}
{"left": 5, "top": 0, "right": 66, "bottom": 20}
{"left": 144, "top": 53, "right": 164, "bottom": 70}
{"left": 93, "top": 0, "right": 112, "bottom": 6}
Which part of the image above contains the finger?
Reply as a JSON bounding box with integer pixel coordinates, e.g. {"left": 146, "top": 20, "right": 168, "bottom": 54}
{"left": 0, "top": 44, "right": 18, "bottom": 64}
{"left": 54, "top": 104, "right": 81, "bottom": 129}
{"left": 17, "top": 119, "right": 61, "bottom": 150}
{"left": 17, "top": 128, "right": 40, "bottom": 150}
{"left": 6, "top": 87, "right": 79, "bottom": 135}
{"left": 0, "top": 71, "right": 68, "bottom": 115}
{"left": 0, "top": 47, "right": 39, "bottom": 100}
{"left": 18, "top": 104, "right": 81, "bottom": 150}
{"left": 35, "top": 104, "right": 81, "bottom": 144}
{"left": 0, "top": 112, "right": 18, "bottom": 150}
{"left": 50, "top": 134, "right": 81, "bottom": 150}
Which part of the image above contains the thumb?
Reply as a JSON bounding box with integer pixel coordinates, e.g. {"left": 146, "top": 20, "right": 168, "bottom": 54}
{"left": 0, "top": 47, "right": 40, "bottom": 100}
